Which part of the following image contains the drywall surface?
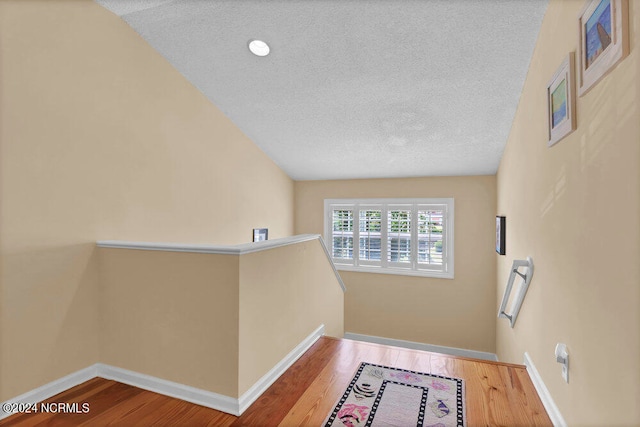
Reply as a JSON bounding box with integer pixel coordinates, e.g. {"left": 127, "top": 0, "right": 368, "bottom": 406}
{"left": 496, "top": 1, "right": 640, "bottom": 425}
{"left": 238, "top": 239, "right": 344, "bottom": 395}
{"left": 295, "top": 176, "right": 496, "bottom": 353}
{"left": 0, "top": 0, "right": 293, "bottom": 400}
{"left": 95, "top": 0, "right": 547, "bottom": 181}
{"left": 99, "top": 249, "right": 240, "bottom": 397}
{"left": 98, "top": 236, "right": 343, "bottom": 399}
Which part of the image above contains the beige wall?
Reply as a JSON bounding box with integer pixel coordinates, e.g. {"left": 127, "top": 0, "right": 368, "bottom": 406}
{"left": 0, "top": 0, "right": 293, "bottom": 400}
{"left": 295, "top": 176, "right": 497, "bottom": 353}
{"left": 99, "top": 249, "right": 240, "bottom": 397}
{"left": 98, "top": 238, "right": 344, "bottom": 399}
{"left": 1, "top": 243, "right": 100, "bottom": 400}
{"left": 496, "top": 1, "right": 640, "bottom": 425}
{"left": 238, "top": 239, "right": 344, "bottom": 395}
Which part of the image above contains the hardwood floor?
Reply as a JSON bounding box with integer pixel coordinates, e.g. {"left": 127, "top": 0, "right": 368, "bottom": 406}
{"left": 0, "top": 337, "right": 552, "bottom": 426}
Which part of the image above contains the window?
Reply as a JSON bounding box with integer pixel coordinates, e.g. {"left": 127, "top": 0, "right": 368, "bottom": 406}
{"left": 324, "top": 198, "right": 454, "bottom": 278}
{"left": 332, "top": 209, "right": 353, "bottom": 259}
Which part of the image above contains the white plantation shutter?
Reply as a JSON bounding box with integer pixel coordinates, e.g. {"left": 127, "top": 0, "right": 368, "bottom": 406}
{"left": 387, "top": 206, "right": 412, "bottom": 268}
{"left": 325, "top": 198, "right": 454, "bottom": 279}
{"left": 416, "top": 206, "right": 447, "bottom": 273}
{"left": 358, "top": 207, "right": 382, "bottom": 266}
{"left": 331, "top": 208, "right": 354, "bottom": 262}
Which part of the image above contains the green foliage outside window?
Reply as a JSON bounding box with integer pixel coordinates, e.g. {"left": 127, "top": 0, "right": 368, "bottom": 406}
{"left": 418, "top": 211, "right": 443, "bottom": 234}
{"left": 333, "top": 210, "right": 353, "bottom": 231}
{"left": 389, "top": 211, "right": 410, "bottom": 232}
{"left": 360, "top": 210, "right": 381, "bottom": 232}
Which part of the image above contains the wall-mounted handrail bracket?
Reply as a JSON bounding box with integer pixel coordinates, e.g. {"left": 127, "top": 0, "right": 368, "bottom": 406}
{"left": 513, "top": 269, "right": 527, "bottom": 280}
{"left": 498, "top": 257, "right": 534, "bottom": 328}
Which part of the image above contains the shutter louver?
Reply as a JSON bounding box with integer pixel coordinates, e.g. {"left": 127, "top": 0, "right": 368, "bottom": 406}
{"left": 325, "top": 199, "right": 453, "bottom": 278}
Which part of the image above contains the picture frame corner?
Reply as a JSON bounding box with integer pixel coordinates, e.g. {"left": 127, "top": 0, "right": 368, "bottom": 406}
{"left": 546, "top": 51, "right": 576, "bottom": 147}
{"left": 252, "top": 227, "right": 269, "bottom": 242}
{"left": 496, "top": 216, "right": 506, "bottom": 256}
{"left": 576, "top": 0, "right": 629, "bottom": 97}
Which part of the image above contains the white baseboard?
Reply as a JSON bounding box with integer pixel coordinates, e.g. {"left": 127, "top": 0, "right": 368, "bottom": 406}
{"left": 523, "top": 352, "right": 567, "bottom": 427}
{"left": 0, "top": 324, "right": 325, "bottom": 420}
{"left": 238, "top": 323, "right": 325, "bottom": 413}
{"left": 97, "top": 363, "right": 241, "bottom": 415}
{"left": 0, "top": 365, "right": 99, "bottom": 420}
{"left": 344, "top": 332, "right": 498, "bottom": 362}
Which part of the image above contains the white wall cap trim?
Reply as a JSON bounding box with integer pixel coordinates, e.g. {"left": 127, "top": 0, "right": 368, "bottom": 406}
{"left": 97, "top": 234, "right": 320, "bottom": 255}
{"left": 344, "top": 332, "right": 497, "bottom": 362}
{"left": 317, "top": 237, "right": 347, "bottom": 291}
{"left": 97, "top": 235, "right": 345, "bottom": 292}
{"left": 523, "top": 352, "right": 567, "bottom": 427}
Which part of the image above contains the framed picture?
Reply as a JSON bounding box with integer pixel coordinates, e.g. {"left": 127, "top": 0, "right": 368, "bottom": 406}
{"left": 547, "top": 53, "right": 576, "bottom": 147}
{"left": 253, "top": 228, "right": 268, "bottom": 242}
{"left": 577, "top": 0, "right": 629, "bottom": 96}
{"left": 496, "top": 216, "right": 506, "bottom": 256}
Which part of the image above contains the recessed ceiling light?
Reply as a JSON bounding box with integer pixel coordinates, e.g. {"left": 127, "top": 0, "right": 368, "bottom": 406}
{"left": 248, "top": 39, "right": 270, "bottom": 57}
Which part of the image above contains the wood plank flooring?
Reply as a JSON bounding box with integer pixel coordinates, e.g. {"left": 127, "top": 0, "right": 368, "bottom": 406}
{"left": 0, "top": 337, "right": 552, "bottom": 426}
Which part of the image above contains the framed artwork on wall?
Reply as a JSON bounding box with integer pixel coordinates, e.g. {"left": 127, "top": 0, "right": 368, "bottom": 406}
{"left": 253, "top": 228, "right": 268, "bottom": 242}
{"left": 577, "top": 0, "right": 629, "bottom": 96}
{"left": 547, "top": 53, "right": 576, "bottom": 147}
{"left": 496, "top": 216, "right": 506, "bottom": 255}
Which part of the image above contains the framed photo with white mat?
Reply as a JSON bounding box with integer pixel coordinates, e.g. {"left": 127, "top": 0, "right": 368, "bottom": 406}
{"left": 577, "top": 0, "right": 629, "bottom": 96}
{"left": 547, "top": 53, "right": 576, "bottom": 147}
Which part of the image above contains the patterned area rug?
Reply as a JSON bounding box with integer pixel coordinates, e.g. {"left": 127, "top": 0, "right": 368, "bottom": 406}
{"left": 324, "top": 362, "right": 465, "bottom": 427}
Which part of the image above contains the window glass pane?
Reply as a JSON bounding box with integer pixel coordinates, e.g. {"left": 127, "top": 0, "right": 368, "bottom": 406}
{"left": 359, "top": 210, "right": 381, "bottom": 232}
{"left": 326, "top": 199, "right": 452, "bottom": 277}
{"left": 333, "top": 209, "right": 353, "bottom": 232}
{"left": 359, "top": 237, "right": 381, "bottom": 260}
{"left": 417, "top": 210, "right": 443, "bottom": 265}
{"left": 359, "top": 210, "right": 381, "bottom": 260}
{"left": 332, "top": 209, "right": 353, "bottom": 259}
{"left": 388, "top": 210, "right": 411, "bottom": 263}
{"left": 333, "top": 236, "right": 353, "bottom": 259}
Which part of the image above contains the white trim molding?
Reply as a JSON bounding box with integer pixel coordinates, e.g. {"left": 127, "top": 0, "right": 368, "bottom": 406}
{"left": 1, "top": 365, "right": 99, "bottom": 420}
{"left": 524, "top": 352, "right": 567, "bottom": 427}
{"left": 97, "top": 234, "right": 345, "bottom": 292}
{"left": 97, "top": 233, "right": 320, "bottom": 255}
{"left": 335, "top": 264, "right": 453, "bottom": 279}
{"left": 238, "top": 324, "right": 325, "bottom": 413}
{"left": 1, "top": 325, "right": 326, "bottom": 420}
{"left": 316, "top": 236, "right": 346, "bottom": 291}
{"left": 344, "top": 332, "right": 498, "bottom": 362}
{"left": 97, "top": 363, "right": 240, "bottom": 415}
{"left": 324, "top": 198, "right": 455, "bottom": 279}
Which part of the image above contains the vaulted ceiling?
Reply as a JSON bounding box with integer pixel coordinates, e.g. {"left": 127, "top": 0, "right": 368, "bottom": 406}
{"left": 96, "top": 0, "right": 548, "bottom": 180}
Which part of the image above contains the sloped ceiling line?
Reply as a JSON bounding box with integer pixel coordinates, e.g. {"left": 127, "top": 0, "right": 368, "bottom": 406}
{"left": 96, "top": 0, "right": 548, "bottom": 180}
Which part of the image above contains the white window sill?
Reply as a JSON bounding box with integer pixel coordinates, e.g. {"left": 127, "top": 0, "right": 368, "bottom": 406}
{"left": 334, "top": 264, "right": 454, "bottom": 279}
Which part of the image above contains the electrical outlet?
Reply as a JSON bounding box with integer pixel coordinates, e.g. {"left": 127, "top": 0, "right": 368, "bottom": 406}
{"left": 561, "top": 362, "right": 569, "bottom": 383}
{"left": 555, "top": 343, "right": 569, "bottom": 383}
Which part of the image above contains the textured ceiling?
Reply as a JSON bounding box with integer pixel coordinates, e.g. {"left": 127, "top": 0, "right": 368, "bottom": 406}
{"left": 96, "top": 0, "right": 548, "bottom": 180}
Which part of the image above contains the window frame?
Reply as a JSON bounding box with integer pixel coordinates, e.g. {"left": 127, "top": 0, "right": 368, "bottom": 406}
{"left": 324, "top": 198, "right": 454, "bottom": 279}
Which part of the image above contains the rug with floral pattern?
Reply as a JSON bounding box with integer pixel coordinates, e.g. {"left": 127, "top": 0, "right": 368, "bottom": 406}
{"left": 324, "top": 362, "right": 465, "bottom": 427}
